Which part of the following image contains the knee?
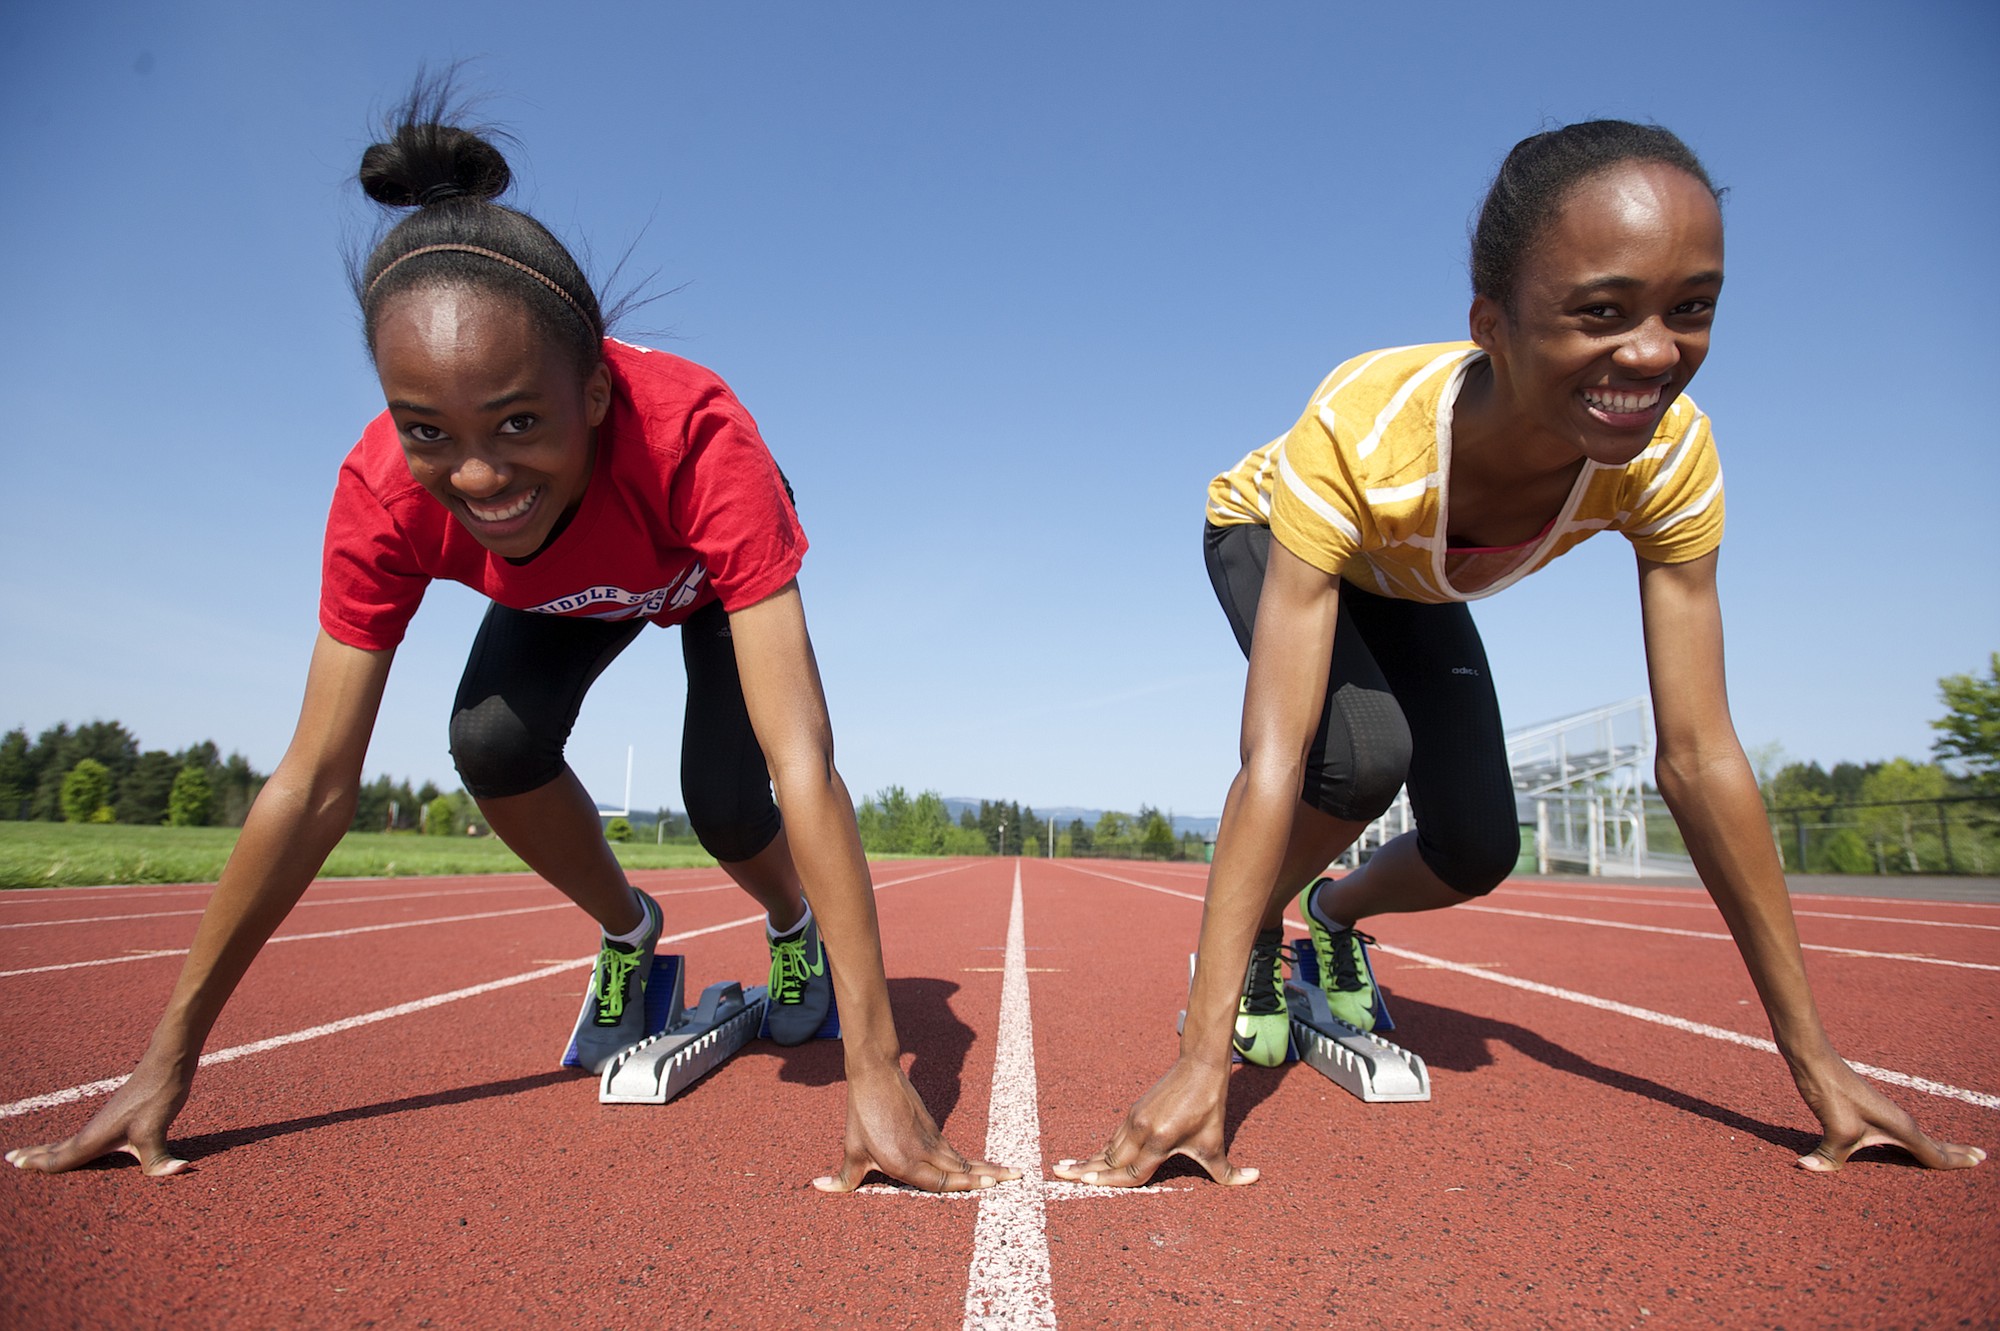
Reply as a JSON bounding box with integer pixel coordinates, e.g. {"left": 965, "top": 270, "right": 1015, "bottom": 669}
{"left": 1304, "top": 697, "right": 1411, "bottom": 824}
{"left": 1416, "top": 820, "right": 1520, "bottom": 898}
{"left": 449, "top": 697, "right": 562, "bottom": 799}
{"left": 685, "top": 789, "right": 781, "bottom": 863}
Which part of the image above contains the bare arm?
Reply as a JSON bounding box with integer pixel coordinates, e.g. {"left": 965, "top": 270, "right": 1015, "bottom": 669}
{"left": 9, "top": 630, "right": 394, "bottom": 1175}
{"left": 1638, "top": 550, "right": 1981, "bottom": 1171}
{"left": 1186, "top": 542, "right": 1343, "bottom": 1062}
{"left": 726, "top": 580, "right": 1016, "bottom": 1192}
{"left": 1056, "top": 539, "right": 1342, "bottom": 1187}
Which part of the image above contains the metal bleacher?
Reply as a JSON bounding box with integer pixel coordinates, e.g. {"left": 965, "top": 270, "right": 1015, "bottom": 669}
{"left": 1337, "top": 696, "right": 1696, "bottom": 879}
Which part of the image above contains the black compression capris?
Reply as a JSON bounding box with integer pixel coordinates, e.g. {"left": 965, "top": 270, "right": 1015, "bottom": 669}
{"left": 1203, "top": 521, "right": 1519, "bottom": 897}
{"left": 447, "top": 597, "right": 782, "bottom": 864}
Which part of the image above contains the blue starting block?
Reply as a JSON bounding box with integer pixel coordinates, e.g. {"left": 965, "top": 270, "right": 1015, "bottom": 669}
{"left": 1289, "top": 936, "right": 1395, "bottom": 1033}
{"left": 1179, "top": 938, "right": 1430, "bottom": 1103}
{"left": 566, "top": 954, "right": 840, "bottom": 1106}
{"left": 577, "top": 954, "right": 765, "bottom": 1105}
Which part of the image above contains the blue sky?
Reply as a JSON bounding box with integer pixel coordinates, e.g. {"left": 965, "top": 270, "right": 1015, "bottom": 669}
{"left": 3, "top": 1, "right": 1995, "bottom": 818}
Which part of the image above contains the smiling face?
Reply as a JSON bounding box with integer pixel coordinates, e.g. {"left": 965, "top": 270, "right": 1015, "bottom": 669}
{"left": 372, "top": 284, "right": 611, "bottom": 560}
{"left": 1469, "top": 161, "right": 1725, "bottom": 469}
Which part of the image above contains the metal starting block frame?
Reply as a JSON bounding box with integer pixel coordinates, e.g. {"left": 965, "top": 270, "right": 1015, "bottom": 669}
{"left": 1179, "top": 940, "right": 1431, "bottom": 1104}
{"left": 595, "top": 955, "right": 769, "bottom": 1105}
{"left": 1284, "top": 974, "right": 1431, "bottom": 1103}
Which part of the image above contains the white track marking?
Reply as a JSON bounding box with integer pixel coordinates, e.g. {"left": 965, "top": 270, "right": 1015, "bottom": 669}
{"left": 0, "top": 863, "right": 971, "bottom": 1120}
{"left": 0, "top": 958, "right": 600, "bottom": 1119}
{"left": 1056, "top": 861, "right": 1998, "bottom": 1112}
{"left": 0, "top": 950, "right": 193, "bottom": 979}
{"left": 0, "top": 908, "right": 213, "bottom": 930}
{"left": 0, "top": 905, "right": 575, "bottom": 978}
{"left": 963, "top": 862, "right": 1057, "bottom": 1330}
{"left": 1052, "top": 861, "right": 1205, "bottom": 903}
{"left": 867, "top": 1180, "right": 1170, "bottom": 1199}
{"left": 1521, "top": 881, "right": 2000, "bottom": 912}
{"left": 1370, "top": 941, "right": 2000, "bottom": 1112}
{"left": 0, "top": 872, "right": 736, "bottom": 906}
{"left": 1465, "top": 904, "right": 2000, "bottom": 972}
{"left": 1790, "top": 908, "right": 2000, "bottom": 932}
{"left": 0, "top": 872, "right": 898, "bottom": 978}
{"left": 0, "top": 879, "right": 739, "bottom": 929}
{"left": 1500, "top": 887, "right": 2000, "bottom": 932}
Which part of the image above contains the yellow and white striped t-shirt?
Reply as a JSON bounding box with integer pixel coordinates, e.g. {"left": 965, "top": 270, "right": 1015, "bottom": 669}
{"left": 1206, "top": 342, "right": 1725, "bottom": 603}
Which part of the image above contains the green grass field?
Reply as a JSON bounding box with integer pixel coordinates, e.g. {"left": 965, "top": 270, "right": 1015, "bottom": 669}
{"left": 0, "top": 822, "right": 717, "bottom": 890}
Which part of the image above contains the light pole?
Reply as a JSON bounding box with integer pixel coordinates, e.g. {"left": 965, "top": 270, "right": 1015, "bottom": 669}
{"left": 999, "top": 820, "right": 1007, "bottom": 858}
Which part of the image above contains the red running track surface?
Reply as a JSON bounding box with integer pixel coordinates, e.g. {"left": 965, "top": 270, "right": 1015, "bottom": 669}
{"left": 2, "top": 859, "right": 1994, "bottom": 1329}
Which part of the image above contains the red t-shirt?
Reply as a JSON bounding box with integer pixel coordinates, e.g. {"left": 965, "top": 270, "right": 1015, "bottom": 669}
{"left": 319, "top": 340, "right": 806, "bottom": 652}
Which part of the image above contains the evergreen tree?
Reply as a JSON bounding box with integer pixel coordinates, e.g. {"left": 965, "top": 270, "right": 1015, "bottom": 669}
{"left": 116, "top": 750, "right": 182, "bottom": 825}
{"left": 0, "top": 728, "right": 31, "bottom": 820}
{"left": 34, "top": 722, "right": 140, "bottom": 819}
{"left": 212, "top": 752, "right": 266, "bottom": 826}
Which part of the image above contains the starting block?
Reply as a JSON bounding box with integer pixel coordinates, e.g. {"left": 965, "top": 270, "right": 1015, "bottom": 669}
{"left": 577, "top": 954, "right": 769, "bottom": 1105}
{"left": 1178, "top": 940, "right": 1431, "bottom": 1104}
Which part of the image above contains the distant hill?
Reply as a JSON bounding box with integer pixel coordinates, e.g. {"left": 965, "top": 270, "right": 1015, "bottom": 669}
{"left": 943, "top": 798, "right": 1219, "bottom": 840}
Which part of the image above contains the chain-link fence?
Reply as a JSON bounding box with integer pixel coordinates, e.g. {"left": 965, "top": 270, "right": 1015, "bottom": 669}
{"left": 1762, "top": 794, "right": 1998, "bottom": 875}
{"left": 1339, "top": 789, "right": 2000, "bottom": 879}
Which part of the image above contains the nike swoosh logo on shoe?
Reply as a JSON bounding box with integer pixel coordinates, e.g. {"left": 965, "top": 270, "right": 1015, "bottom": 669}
{"left": 805, "top": 939, "right": 826, "bottom": 978}
{"left": 1232, "top": 1028, "right": 1258, "bottom": 1055}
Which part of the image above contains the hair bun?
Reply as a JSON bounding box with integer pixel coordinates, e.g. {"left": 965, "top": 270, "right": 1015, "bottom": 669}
{"left": 359, "top": 123, "right": 511, "bottom": 208}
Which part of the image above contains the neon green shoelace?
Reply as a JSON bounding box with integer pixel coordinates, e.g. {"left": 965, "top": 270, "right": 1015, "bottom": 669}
{"left": 594, "top": 945, "right": 641, "bottom": 1023}
{"left": 769, "top": 936, "right": 809, "bottom": 1005}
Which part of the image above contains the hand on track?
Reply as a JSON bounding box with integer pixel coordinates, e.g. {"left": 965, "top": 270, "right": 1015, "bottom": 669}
{"left": 8, "top": 1057, "right": 193, "bottom": 1178}
{"left": 1795, "top": 1062, "right": 1985, "bottom": 1173}
{"left": 813, "top": 1060, "right": 1018, "bottom": 1193}
{"left": 1051, "top": 1058, "right": 1257, "bottom": 1188}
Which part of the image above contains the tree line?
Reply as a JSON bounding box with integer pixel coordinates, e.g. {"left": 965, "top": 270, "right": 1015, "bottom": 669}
{"left": 854, "top": 787, "right": 1208, "bottom": 860}
{"left": 1754, "top": 654, "right": 1999, "bottom": 875}
{"left": 0, "top": 720, "right": 479, "bottom": 835}
{"left": 0, "top": 721, "right": 1213, "bottom": 860}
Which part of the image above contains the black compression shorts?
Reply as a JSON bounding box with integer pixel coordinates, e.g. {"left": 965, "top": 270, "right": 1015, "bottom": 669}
{"left": 1203, "top": 521, "right": 1519, "bottom": 896}
{"left": 446, "top": 596, "right": 782, "bottom": 864}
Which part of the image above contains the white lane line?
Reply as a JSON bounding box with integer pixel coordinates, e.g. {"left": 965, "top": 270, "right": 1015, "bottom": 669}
{"left": 0, "top": 957, "right": 601, "bottom": 1120}
{"left": 1055, "top": 861, "right": 1999, "bottom": 1112}
{"left": 1052, "top": 861, "right": 1204, "bottom": 903}
{"left": 0, "top": 879, "right": 738, "bottom": 931}
{"left": 1369, "top": 941, "right": 2000, "bottom": 1112}
{"left": 1519, "top": 881, "right": 2000, "bottom": 912}
{"left": 963, "top": 862, "right": 1056, "bottom": 1330}
{"left": 0, "top": 905, "right": 577, "bottom": 979}
{"left": 0, "top": 877, "right": 517, "bottom": 903}
{"left": 1500, "top": 887, "right": 2000, "bottom": 933}
{"left": 0, "top": 909, "right": 213, "bottom": 930}
{"left": 0, "top": 878, "right": 795, "bottom": 978}
{"left": 1464, "top": 904, "right": 2000, "bottom": 972}
{"left": 0, "top": 863, "right": 973, "bottom": 1119}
